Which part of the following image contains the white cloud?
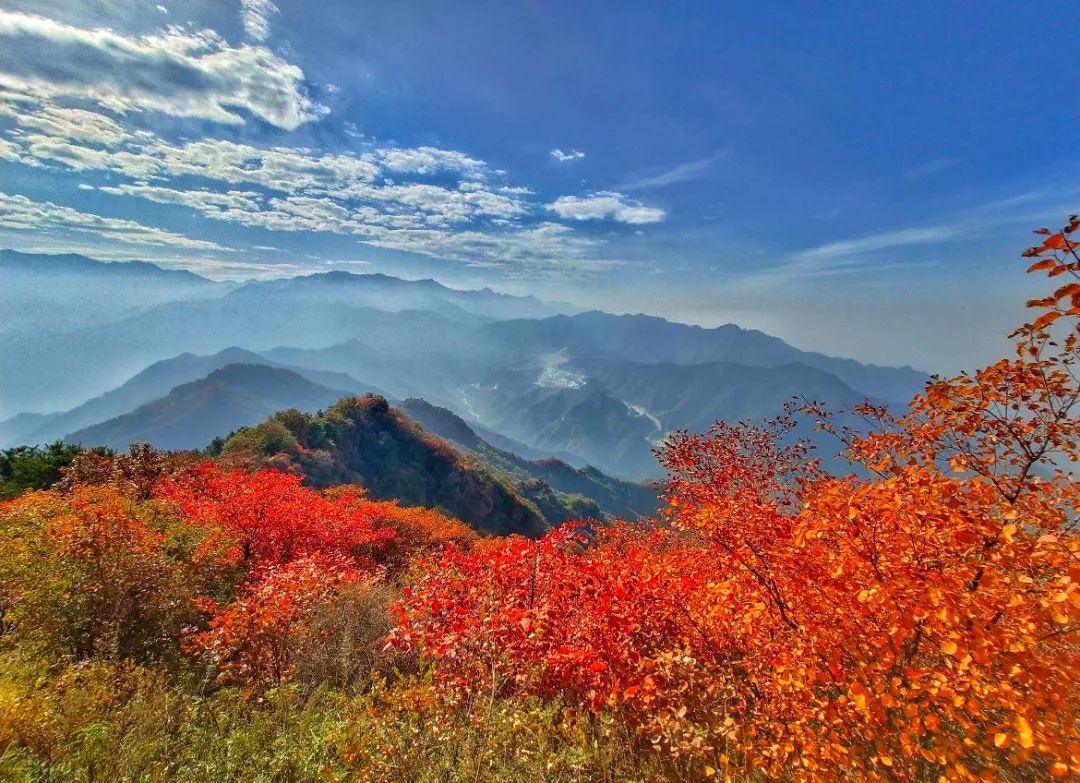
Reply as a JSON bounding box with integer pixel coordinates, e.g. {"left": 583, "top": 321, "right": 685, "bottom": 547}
{"left": 0, "top": 137, "right": 20, "bottom": 160}
{"left": 24, "top": 136, "right": 111, "bottom": 169}
{"left": 796, "top": 225, "right": 964, "bottom": 261}
{"left": 378, "top": 146, "right": 487, "bottom": 177}
{"left": 0, "top": 192, "right": 229, "bottom": 251}
{"left": 5, "top": 103, "right": 533, "bottom": 230}
{"left": 0, "top": 63, "right": 652, "bottom": 277}
{"left": 622, "top": 151, "right": 728, "bottom": 190}
{"left": 96, "top": 182, "right": 263, "bottom": 214}
{"left": 362, "top": 222, "right": 619, "bottom": 276}
{"left": 0, "top": 10, "right": 326, "bottom": 129}
{"left": 8, "top": 131, "right": 380, "bottom": 192}
{"left": 14, "top": 104, "right": 137, "bottom": 146}
{"left": 546, "top": 191, "right": 665, "bottom": 224}
{"left": 550, "top": 148, "right": 585, "bottom": 162}
{"left": 240, "top": 0, "right": 278, "bottom": 42}
{"left": 322, "top": 258, "right": 373, "bottom": 267}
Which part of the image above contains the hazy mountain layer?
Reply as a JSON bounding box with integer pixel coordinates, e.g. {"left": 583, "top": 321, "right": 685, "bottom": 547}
{"left": 483, "top": 311, "right": 926, "bottom": 403}
{"left": 0, "top": 347, "right": 382, "bottom": 448}
{"left": 0, "top": 252, "right": 925, "bottom": 419}
{"left": 399, "top": 398, "right": 658, "bottom": 519}
{"left": 0, "top": 250, "right": 226, "bottom": 339}
{"left": 66, "top": 364, "right": 351, "bottom": 451}
{"left": 1, "top": 251, "right": 928, "bottom": 481}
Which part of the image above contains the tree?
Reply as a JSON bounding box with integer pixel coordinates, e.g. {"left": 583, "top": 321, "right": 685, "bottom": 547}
{"left": 156, "top": 462, "right": 394, "bottom": 573}
{"left": 185, "top": 553, "right": 366, "bottom": 690}
{"left": 0, "top": 484, "right": 233, "bottom": 661}
{"left": 0, "top": 442, "right": 108, "bottom": 500}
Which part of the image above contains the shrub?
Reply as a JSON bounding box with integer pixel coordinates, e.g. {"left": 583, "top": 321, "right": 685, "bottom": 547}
{"left": 391, "top": 215, "right": 1080, "bottom": 780}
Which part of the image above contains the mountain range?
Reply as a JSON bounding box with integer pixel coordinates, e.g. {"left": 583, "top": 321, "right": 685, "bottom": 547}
{"left": 0, "top": 347, "right": 382, "bottom": 448}
{"left": 1, "top": 251, "right": 929, "bottom": 486}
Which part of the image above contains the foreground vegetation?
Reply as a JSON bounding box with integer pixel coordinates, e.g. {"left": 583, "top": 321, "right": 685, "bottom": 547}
{"left": 0, "top": 218, "right": 1078, "bottom": 781}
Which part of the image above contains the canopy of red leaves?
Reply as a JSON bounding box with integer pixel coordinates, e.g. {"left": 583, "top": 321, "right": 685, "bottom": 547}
{"left": 391, "top": 215, "right": 1080, "bottom": 781}
{"left": 156, "top": 463, "right": 394, "bottom": 572}
{"left": 185, "top": 553, "right": 366, "bottom": 689}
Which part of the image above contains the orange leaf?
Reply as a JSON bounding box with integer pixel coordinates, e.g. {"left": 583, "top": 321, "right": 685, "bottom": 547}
{"left": 1031, "top": 312, "right": 1061, "bottom": 331}
{"left": 1042, "top": 233, "right": 1068, "bottom": 250}
{"left": 1054, "top": 283, "right": 1080, "bottom": 300}
{"left": 1015, "top": 716, "right": 1034, "bottom": 749}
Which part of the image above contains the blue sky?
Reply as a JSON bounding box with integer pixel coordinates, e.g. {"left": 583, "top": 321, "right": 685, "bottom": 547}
{"left": 0, "top": 0, "right": 1076, "bottom": 372}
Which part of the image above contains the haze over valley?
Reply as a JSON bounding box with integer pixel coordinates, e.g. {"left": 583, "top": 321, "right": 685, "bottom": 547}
{"left": 1, "top": 249, "right": 925, "bottom": 487}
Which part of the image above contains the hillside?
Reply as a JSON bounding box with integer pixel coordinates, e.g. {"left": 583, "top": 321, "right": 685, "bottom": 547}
{"left": 399, "top": 397, "right": 658, "bottom": 519}
{"left": 0, "top": 348, "right": 383, "bottom": 448}
{"left": 0, "top": 254, "right": 926, "bottom": 421}
{"left": 458, "top": 355, "right": 884, "bottom": 479}
{"left": 66, "top": 364, "right": 352, "bottom": 451}
{"left": 220, "top": 395, "right": 550, "bottom": 536}
{"left": 463, "top": 372, "right": 662, "bottom": 478}
{"left": 575, "top": 356, "right": 874, "bottom": 433}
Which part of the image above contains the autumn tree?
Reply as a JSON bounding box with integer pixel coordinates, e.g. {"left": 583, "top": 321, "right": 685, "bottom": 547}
{"left": 0, "top": 484, "right": 232, "bottom": 662}
{"left": 185, "top": 553, "right": 367, "bottom": 690}
{"left": 392, "top": 215, "right": 1080, "bottom": 781}
{"left": 156, "top": 462, "right": 394, "bottom": 573}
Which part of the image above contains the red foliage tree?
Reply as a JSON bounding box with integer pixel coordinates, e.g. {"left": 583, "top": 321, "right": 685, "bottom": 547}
{"left": 156, "top": 463, "right": 393, "bottom": 573}
{"left": 392, "top": 215, "right": 1080, "bottom": 781}
{"left": 185, "top": 553, "right": 366, "bottom": 690}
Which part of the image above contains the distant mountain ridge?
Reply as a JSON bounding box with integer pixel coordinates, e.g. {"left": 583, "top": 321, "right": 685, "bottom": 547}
{"left": 0, "top": 249, "right": 226, "bottom": 340}
{"left": 65, "top": 364, "right": 353, "bottom": 451}
{"left": 1, "top": 250, "right": 929, "bottom": 481}
{"left": 0, "top": 252, "right": 572, "bottom": 414}
{"left": 0, "top": 347, "right": 383, "bottom": 448}
{"left": 0, "top": 249, "right": 213, "bottom": 283}
{"left": 484, "top": 311, "right": 926, "bottom": 403}
{"left": 226, "top": 270, "right": 568, "bottom": 321}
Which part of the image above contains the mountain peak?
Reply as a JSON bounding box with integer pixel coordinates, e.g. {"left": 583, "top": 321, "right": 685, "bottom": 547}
{"left": 222, "top": 394, "right": 549, "bottom": 537}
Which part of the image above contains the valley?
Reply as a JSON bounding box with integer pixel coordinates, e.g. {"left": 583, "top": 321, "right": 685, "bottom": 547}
{"left": 1, "top": 251, "right": 926, "bottom": 488}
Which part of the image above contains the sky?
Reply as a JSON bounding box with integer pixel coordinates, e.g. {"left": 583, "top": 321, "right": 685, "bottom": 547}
{"left": 0, "top": 0, "right": 1077, "bottom": 373}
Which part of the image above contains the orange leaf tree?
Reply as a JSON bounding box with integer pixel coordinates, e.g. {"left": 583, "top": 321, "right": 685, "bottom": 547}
{"left": 184, "top": 553, "right": 367, "bottom": 689}
{"left": 393, "top": 215, "right": 1080, "bottom": 781}
{"left": 156, "top": 462, "right": 394, "bottom": 573}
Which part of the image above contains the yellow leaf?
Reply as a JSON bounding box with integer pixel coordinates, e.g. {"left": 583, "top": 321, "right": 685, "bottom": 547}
{"left": 704, "top": 765, "right": 716, "bottom": 777}
{"left": 941, "top": 640, "right": 958, "bottom": 656}
{"left": 993, "top": 732, "right": 1009, "bottom": 748}
{"left": 1015, "top": 715, "right": 1034, "bottom": 749}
